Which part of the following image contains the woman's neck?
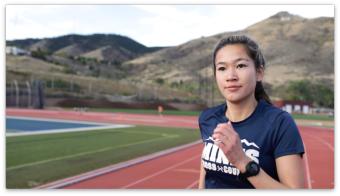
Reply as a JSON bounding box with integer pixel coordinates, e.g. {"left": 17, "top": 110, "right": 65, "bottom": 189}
{"left": 226, "top": 97, "right": 258, "bottom": 122}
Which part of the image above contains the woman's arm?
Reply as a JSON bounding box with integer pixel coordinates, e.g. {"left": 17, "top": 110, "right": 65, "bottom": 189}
{"left": 246, "top": 154, "right": 305, "bottom": 188}
{"left": 198, "top": 161, "right": 206, "bottom": 189}
{"left": 213, "top": 122, "right": 306, "bottom": 188}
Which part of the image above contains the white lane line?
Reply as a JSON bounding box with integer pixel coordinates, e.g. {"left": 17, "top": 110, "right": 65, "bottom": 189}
{"left": 302, "top": 141, "right": 312, "bottom": 189}
{"left": 6, "top": 116, "right": 113, "bottom": 126}
{"left": 7, "top": 134, "right": 178, "bottom": 171}
{"left": 6, "top": 115, "right": 134, "bottom": 137}
{"left": 186, "top": 180, "right": 198, "bottom": 189}
{"left": 6, "top": 125, "right": 134, "bottom": 137}
{"left": 122, "top": 155, "right": 200, "bottom": 188}
{"left": 304, "top": 134, "right": 334, "bottom": 152}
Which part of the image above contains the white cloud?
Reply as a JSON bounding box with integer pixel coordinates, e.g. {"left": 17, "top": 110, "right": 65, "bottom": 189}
{"left": 5, "top": 4, "right": 334, "bottom": 46}
{"left": 130, "top": 4, "right": 334, "bottom": 46}
{"left": 132, "top": 5, "right": 208, "bottom": 45}
{"left": 6, "top": 5, "right": 97, "bottom": 40}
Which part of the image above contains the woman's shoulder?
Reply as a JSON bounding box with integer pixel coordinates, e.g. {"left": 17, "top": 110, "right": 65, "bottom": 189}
{"left": 198, "top": 103, "right": 225, "bottom": 122}
{"left": 259, "top": 100, "right": 295, "bottom": 123}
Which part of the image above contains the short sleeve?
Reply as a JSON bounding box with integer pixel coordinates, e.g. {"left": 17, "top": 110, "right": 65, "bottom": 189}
{"left": 198, "top": 110, "right": 209, "bottom": 141}
{"left": 272, "top": 112, "right": 305, "bottom": 158}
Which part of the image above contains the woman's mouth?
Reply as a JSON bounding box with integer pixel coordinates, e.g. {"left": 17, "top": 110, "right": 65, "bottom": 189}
{"left": 225, "top": 85, "right": 242, "bottom": 92}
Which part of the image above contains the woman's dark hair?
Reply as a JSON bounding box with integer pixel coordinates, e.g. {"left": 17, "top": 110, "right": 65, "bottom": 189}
{"left": 212, "top": 35, "right": 272, "bottom": 104}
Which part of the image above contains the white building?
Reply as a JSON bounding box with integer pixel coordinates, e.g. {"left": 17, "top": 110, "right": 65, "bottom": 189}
{"left": 6, "top": 46, "right": 30, "bottom": 56}
{"left": 274, "top": 100, "right": 312, "bottom": 114}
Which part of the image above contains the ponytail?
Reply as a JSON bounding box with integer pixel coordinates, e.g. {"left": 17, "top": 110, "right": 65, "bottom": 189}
{"left": 255, "top": 82, "right": 271, "bottom": 104}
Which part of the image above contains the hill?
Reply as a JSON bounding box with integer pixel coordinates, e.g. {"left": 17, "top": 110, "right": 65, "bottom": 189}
{"left": 122, "top": 11, "right": 334, "bottom": 96}
{"left": 7, "top": 34, "right": 164, "bottom": 65}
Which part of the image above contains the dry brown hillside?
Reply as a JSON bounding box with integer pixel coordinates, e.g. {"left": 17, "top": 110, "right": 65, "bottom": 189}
{"left": 122, "top": 11, "right": 334, "bottom": 89}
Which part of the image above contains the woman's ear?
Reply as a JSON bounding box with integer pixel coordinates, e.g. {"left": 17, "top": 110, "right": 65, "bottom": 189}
{"left": 256, "top": 65, "right": 264, "bottom": 82}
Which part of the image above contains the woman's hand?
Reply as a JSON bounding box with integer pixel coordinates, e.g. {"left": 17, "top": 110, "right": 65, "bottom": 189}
{"left": 212, "top": 121, "right": 305, "bottom": 188}
{"left": 212, "top": 121, "right": 252, "bottom": 172}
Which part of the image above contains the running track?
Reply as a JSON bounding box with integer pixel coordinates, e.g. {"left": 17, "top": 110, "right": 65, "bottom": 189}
{"left": 6, "top": 108, "right": 334, "bottom": 189}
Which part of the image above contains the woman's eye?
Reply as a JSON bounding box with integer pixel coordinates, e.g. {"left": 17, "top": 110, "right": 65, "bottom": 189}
{"left": 237, "top": 64, "right": 247, "bottom": 69}
{"left": 217, "top": 67, "right": 226, "bottom": 71}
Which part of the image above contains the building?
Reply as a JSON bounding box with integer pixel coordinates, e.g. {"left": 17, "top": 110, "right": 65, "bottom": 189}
{"left": 273, "top": 100, "right": 312, "bottom": 114}
{"left": 6, "top": 46, "right": 30, "bottom": 56}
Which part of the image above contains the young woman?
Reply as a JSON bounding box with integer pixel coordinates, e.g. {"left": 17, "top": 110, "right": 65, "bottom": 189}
{"left": 198, "top": 35, "right": 305, "bottom": 189}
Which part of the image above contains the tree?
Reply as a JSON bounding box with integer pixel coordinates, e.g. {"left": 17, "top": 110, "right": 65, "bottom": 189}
{"left": 275, "top": 80, "right": 333, "bottom": 108}
{"left": 155, "top": 78, "right": 164, "bottom": 85}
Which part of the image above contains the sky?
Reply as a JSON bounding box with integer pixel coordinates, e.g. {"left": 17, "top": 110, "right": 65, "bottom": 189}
{"left": 5, "top": 4, "right": 334, "bottom": 47}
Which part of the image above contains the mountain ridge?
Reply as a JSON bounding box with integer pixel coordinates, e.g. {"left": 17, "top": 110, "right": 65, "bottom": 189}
{"left": 7, "top": 33, "right": 165, "bottom": 64}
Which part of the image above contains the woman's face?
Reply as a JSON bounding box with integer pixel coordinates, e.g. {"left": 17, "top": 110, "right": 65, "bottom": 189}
{"left": 215, "top": 44, "right": 263, "bottom": 103}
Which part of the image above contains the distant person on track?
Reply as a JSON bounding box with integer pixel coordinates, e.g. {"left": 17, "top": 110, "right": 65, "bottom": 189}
{"left": 198, "top": 35, "right": 305, "bottom": 189}
{"left": 158, "top": 105, "right": 164, "bottom": 117}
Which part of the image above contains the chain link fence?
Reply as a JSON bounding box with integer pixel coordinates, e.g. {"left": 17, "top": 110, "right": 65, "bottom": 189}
{"left": 6, "top": 80, "right": 44, "bottom": 109}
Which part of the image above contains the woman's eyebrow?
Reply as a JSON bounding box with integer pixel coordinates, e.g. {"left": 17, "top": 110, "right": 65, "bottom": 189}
{"left": 216, "top": 61, "right": 227, "bottom": 66}
{"left": 233, "top": 58, "right": 250, "bottom": 63}
{"left": 216, "top": 58, "right": 250, "bottom": 66}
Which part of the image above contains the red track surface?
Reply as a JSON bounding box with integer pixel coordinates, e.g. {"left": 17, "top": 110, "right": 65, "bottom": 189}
{"left": 299, "top": 126, "right": 334, "bottom": 188}
{"left": 6, "top": 108, "right": 334, "bottom": 189}
{"left": 64, "top": 144, "right": 202, "bottom": 189}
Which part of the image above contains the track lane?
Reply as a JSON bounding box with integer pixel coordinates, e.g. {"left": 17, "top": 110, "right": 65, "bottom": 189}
{"left": 299, "top": 126, "right": 334, "bottom": 188}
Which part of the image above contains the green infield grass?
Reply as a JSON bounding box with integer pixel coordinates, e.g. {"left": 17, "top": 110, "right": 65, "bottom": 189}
{"left": 291, "top": 113, "right": 334, "bottom": 121}
{"left": 6, "top": 126, "right": 200, "bottom": 188}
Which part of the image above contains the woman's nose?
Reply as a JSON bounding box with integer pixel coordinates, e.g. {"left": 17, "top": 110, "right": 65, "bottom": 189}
{"left": 225, "top": 68, "right": 238, "bottom": 81}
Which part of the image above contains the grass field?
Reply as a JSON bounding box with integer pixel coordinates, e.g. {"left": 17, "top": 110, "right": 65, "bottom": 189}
{"left": 291, "top": 113, "right": 334, "bottom": 121}
{"left": 6, "top": 126, "right": 200, "bottom": 188}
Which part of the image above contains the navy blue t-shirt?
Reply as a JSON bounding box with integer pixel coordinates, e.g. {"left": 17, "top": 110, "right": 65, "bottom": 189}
{"left": 199, "top": 99, "right": 305, "bottom": 189}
